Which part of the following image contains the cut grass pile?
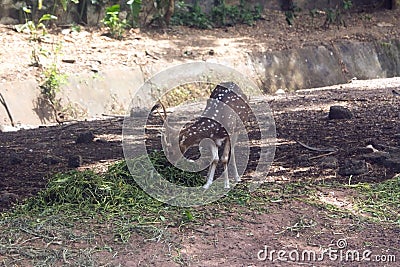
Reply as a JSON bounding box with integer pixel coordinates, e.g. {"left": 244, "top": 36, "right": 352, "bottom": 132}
{"left": 0, "top": 152, "right": 272, "bottom": 265}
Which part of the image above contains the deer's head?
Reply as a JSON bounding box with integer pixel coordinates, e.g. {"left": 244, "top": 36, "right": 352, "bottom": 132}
{"left": 157, "top": 102, "right": 187, "bottom": 163}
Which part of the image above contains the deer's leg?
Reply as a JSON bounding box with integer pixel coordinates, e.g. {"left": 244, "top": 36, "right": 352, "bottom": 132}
{"left": 203, "top": 141, "right": 219, "bottom": 189}
{"left": 230, "top": 132, "right": 241, "bottom": 182}
{"left": 221, "top": 138, "right": 231, "bottom": 189}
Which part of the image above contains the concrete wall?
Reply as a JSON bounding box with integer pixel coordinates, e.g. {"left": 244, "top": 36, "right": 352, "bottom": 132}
{"left": 1, "top": 39, "right": 399, "bottom": 128}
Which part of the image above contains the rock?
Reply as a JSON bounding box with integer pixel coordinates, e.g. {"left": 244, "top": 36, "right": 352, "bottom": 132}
{"left": 363, "top": 151, "right": 389, "bottom": 165}
{"left": 319, "top": 156, "right": 338, "bottom": 169}
{"left": 130, "top": 108, "right": 148, "bottom": 117}
{"left": 9, "top": 152, "right": 23, "bottom": 165}
{"left": 0, "top": 17, "right": 18, "bottom": 25}
{"left": 275, "top": 88, "right": 286, "bottom": 95}
{"left": 42, "top": 155, "right": 62, "bottom": 165}
{"left": 76, "top": 131, "right": 95, "bottom": 144}
{"left": 0, "top": 125, "right": 19, "bottom": 132}
{"left": 338, "top": 159, "right": 368, "bottom": 176}
{"left": 382, "top": 154, "right": 400, "bottom": 172}
{"left": 68, "top": 155, "right": 82, "bottom": 168}
{"left": 328, "top": 105, "right": 353, "bottom": 120}
{"left": 0, "top": 192, "right": 18, "bottom": 206}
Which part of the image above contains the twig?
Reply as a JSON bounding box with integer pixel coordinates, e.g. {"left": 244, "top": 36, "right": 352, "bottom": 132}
{"left": 309, "top": 151, "right": 338, "bottom": 160}
{"left": 392, "top": 89, "right": 400, "bottom": 97}
{"left": 145, "top": 50, "right": 160, "bottom": 60}
{"left": 101, "top": 113, "right": 126, "bottom": 118}
{"left": 0, "top": 93, "right": 15, "bottom": 127}
{"left": 295, "top": 140, "right": 338, "bottom": 152}
{"left": 332, "top": 98, "right": 368, "bottom": 102}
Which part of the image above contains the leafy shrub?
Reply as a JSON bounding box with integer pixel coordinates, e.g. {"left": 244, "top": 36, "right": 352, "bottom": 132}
{"left": 171, "top": 1, "right": 213, "bottom": 29}
{"left": 15, "top": 8, "right": 57, "bottom": 41}
{"left": 171, "top": 0, "right": 263, "bottom": 29}
{"left": 102, "top": 4, "right": 127, "bottom": 39}
{"left": 212, "top": 0, "right": 262, "bottom": 27}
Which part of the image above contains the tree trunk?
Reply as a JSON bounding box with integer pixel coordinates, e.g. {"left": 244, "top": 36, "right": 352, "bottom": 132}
{"left": 281, "top": 0, "right": 294, "bottom": 11}
{"left": 386, "top": 0, "right": 397, "bottom": 9}
{"left": 164, "top": 0, "right": 175, "bottom": 26}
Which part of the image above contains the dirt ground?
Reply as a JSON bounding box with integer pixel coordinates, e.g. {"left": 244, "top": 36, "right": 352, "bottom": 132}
{"left": 0, "top": 6, "right": 400, "bottom": 267}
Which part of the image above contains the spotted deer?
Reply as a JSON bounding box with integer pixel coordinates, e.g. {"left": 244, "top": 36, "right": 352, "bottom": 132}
{"left": 159, "top": 82, "right": 251, "bottom": 189}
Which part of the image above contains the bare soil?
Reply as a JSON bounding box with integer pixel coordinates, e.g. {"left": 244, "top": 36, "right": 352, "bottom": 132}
{"left": 0, "top": 7, "right": 400, "bottom": 267}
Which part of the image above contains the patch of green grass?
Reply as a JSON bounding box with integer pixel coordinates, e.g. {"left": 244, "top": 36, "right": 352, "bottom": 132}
{"left": 0, "top": 151, "right": 276, "bottom": 265}
{"left": 351, "top": 176, "right": 400, "bottom": 224}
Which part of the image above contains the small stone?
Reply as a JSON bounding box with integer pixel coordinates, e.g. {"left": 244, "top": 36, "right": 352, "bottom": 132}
{"left": 377, "top": 22, "right": 393, "bottom": 27}
{"left": 42, "top": 155, "right": 61, "bottom": 165}
{"left": 62, "top": 59, "right": 76, "bottom": 64}
{"left": 61, "top": 28, "right": 71, "bottom": 35}
{"left": 68, "top": 155, "right": 82, "bottom": 168}
{"left": 328, "top": 105, "right": 353, "bottom": 120}
{"left": 76, "top": 131, "right": 95, "bottom": 144}
{"left": 338, "top": 159, "right": 368, "bottom": 176}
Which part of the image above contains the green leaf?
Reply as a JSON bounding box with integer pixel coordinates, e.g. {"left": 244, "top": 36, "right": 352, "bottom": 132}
{"left": 22, "top": 7, "right": 31, "bottom": 14}
{"left": 39, "top": 14, "right": 58, "bottom": 23}
{"left": 59, "top": 0, "right": 68, "bottom": 11}
{"left": 14, "top": 24, "right": 28, "bottom": 33}
{"left": 184, "top": 210, "right": 194, "bottom": 221}
{"left": 106, "top": 4, "right": 121, "bottom": 13}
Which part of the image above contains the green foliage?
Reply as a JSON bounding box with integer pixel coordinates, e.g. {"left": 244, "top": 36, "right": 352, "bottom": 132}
{"left": 212, "top": 0, "right": 262, "bottom": 27}
{"left": 284, "top": 2, "right": 301, "bottom": 26}
{"left": 309, "top": 8, "right": 318, "bottom": 26}
{"left": 353, "top": 176, "right": 400, "bottom": 224}
{"left": 171, "top": 1, "right": 213, "bottom": 29}
{"left": 40, "top": 44, "right": 67, "bottom": 111}
{"left": 172, "top": 0, "right": 263, "bottom": 29}
{"left": 323, "top": 0, "right": 353, "bottom": 29}
{"left": 102, "top": 4, "right": 127, "bottom": 39}
{"left": 41, "top": 64, "right": 68, "bottom": 106}
{"left": 15, "top": 8, "right": 57, "bottom": 41}
{"left": 71, "top": 23, "right": 81, "bottom": 32}
{"left": 343, "top": 0, "right": 353, "bottom": 10}
{"left": 127, "top": 0, "right": 142, "bottom": 27}
{"left": 59, "top": 0, "right": 80, "bottom": 11}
